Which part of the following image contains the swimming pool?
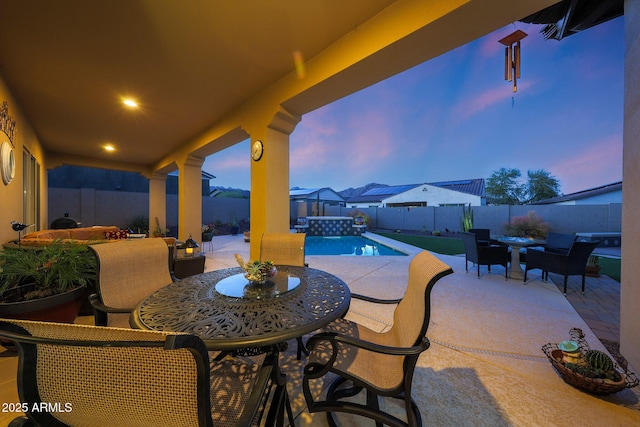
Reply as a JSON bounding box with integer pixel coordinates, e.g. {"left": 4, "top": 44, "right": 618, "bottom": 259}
{"left": 304, "top": 236, "right": 408, "bottom": 256}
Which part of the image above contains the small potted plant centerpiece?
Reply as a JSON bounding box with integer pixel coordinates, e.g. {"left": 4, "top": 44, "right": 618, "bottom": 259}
{"left": 234, "top": 254, "right": 276, "bottom": 284}
{"left": 0, "top": 241, "right": 97, "bottom": 322}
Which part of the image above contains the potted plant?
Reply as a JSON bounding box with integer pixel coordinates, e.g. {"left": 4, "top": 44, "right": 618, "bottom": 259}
{"left": 152, "top": 217, "right": 169, "bottom": 237}
{"left": 202, "top": 224, "right": 214, "bottom": 242}
{"left": 585, "top": 255, "right": 601, "bottom": 277}
{"left": 229, "top": 217, "right": 240, "bottom": 236}
{"left": 0, "top": 240, "right": 97, "bottom": 322}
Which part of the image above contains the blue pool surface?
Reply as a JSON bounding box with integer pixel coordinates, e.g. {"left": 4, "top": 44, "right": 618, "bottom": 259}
{"left": 304, "top": 236, "right": 407, "bottom": 256}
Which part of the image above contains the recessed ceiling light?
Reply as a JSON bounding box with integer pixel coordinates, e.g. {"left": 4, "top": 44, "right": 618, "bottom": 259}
{"left": 123, "top": 98, "right": 138, "bottom": 108}
{"left": 104, "top": 144, "right": 116, "bottom": 152}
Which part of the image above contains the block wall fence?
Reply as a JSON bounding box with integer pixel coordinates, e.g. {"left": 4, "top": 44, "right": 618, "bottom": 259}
{"left": 49, "top": 188, "right": 621, "bottom": 236}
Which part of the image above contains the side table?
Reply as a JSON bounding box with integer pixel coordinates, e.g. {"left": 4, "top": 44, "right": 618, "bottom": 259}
{"left": 173, "top": 254, "right": 206, "bottom": 279}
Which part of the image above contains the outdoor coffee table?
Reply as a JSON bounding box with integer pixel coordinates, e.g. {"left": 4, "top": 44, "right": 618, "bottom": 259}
{"left": 130, "top": 266, "right": 351, "bottom": 352}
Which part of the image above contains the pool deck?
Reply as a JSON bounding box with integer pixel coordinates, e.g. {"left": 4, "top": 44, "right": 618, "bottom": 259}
{"left": 203, "top": 232, "right": 636, "bottom": 426}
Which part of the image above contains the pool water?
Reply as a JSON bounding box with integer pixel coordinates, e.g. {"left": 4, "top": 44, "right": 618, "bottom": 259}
{"left": 304, "top": 236, "right": 407, "bottom": 256}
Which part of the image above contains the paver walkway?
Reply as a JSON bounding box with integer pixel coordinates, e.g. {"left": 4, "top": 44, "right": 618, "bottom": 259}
{"left": 549, "top": 272, "right": 621, "bottom": 343}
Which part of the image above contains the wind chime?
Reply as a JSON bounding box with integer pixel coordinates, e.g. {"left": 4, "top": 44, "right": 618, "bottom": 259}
{"left": 498, "top": 29, "right": 527, "bottom": 92}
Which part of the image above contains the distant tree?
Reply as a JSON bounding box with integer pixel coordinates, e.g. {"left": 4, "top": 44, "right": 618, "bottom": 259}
{"left": 486, "top": 168, "right": 524, "bottom": 205}
{"left": 486, "top": 168, "right": 560, "bottom": 205}
{"left": 524, "top": 169, "right": 561, "bottom": 203}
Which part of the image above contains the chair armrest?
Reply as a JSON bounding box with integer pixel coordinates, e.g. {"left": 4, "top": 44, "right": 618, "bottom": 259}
{"left": 306, "top": 331, "right": 429, "bottom": 356}
{"left": 88, "top": 294, "right": 133, "bottom": 314}
{"left": 350, "top": 293, "right": 402, "bottom": 304}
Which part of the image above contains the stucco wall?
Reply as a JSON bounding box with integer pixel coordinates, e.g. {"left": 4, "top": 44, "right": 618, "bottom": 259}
{"left": 0, "top": 73, "right": 47, "bottom": 244}
{"left": 621, "top": 0, "right": 640, "bottom": 373}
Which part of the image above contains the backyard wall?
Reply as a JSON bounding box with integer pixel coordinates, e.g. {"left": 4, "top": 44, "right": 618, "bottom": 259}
{"left": 48, "top": 187, "right": 250, "bottom": 233}
{"left": 328, "top": 204, "right": 622, "bottom": 235}
{"left": 49, "top": 187, "right": 621, "bottom": 237}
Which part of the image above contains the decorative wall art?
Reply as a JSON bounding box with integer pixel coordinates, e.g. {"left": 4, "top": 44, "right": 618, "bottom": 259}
{"left": 0, "top": 101, "right": 16, "bottom": 185}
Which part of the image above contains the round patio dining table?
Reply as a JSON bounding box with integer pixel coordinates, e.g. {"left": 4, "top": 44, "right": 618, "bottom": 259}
{"left": 130, "top": 266, "right": 351, "bottom": 352}
{"left": 495, "top": 236, "right": 545, "bottom": 280}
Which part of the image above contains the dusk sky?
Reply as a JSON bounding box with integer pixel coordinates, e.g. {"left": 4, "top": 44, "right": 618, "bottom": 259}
{"left": 203, "top": 17, "right": 624, "bottom": 195}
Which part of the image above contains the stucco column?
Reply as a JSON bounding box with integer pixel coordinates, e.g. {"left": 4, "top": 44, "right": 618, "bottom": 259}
{"left": 149, "top": 172, "right": 167, "bottom": 236}
{"left": 249, "top": 108, "right": 301, "bottom": 260}
{"left": 177, "top": 154, "right": 204, "bottom": 243}
{"left": 621, "top": 0, "right": 640, "bottom": 372}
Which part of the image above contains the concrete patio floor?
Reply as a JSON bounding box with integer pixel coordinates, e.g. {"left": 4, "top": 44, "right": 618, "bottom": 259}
{"left": 0, "top": 233, "right": 637, "bottom": 426}
{"left": 206, "top": 233, "right": 639, "bottom": 426}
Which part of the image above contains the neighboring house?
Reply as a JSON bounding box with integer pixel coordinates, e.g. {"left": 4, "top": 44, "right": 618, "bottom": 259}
{"left": 290, "top": 187, "right": 346, "bottom": 206}
{"left": 533, "top": 181, "right": 622, "bottom": 205}
{"left": 347, "top": 179, "right": 485, "bottom": 208}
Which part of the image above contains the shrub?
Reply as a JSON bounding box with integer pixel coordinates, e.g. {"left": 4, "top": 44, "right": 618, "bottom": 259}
{"left": 503, "top": 211, "right": 550, "bottom": 239}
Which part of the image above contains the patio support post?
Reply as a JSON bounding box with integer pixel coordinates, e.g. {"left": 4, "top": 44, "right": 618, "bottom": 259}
{"left": 177, "top": 154, "right": 205, "bottom": 243}
{"left": 621, "top": 0, "right": 640, "bottom": 372}
{"left": 249, "top": 107, "right": 301, "bottom": 260}
{"left": 149, "top": 172, "right": 167, "bottom": 237}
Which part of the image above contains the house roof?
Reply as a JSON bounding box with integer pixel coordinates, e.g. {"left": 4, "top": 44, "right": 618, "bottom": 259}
{"left": 428, "top": 178, "right": 485, "bottom": 198}
{"left": 346, "top": 184, "right": 422, "bottom": 204}
{"left": 532, "top": 181, "right": 622, "bottom": 205}
{"left": 346, "top": 179, "right": 485, "bottom": 204}
{"left": 290, "top": 187, "right": 344, "bottom": 201}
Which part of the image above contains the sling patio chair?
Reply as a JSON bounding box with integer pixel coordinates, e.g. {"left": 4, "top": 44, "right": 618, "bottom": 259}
{"left": 302, "top": 251, "right": 453, "bottom": 427}
{"left": 0, "top": 318, "right": 292, "bottom": 427}
{"left": 259, "top": 232, "right": 307, "bottom": 267}
{"left": 88, "top": 238, "right": 174, "bottom": 327}
{"left": 524, "top": 240, "right": 600, "bottom": 295}
{"left": 260, "top": 232, "right": 308, "bottom": 359}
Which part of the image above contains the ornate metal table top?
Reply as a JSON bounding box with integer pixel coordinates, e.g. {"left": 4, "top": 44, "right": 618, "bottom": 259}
{"left": 131, "top": 266, "right": 350, "bottom": 351}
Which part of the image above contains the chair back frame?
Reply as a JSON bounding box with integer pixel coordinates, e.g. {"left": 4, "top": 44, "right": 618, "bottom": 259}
{"left": 260, "top": 232, "right": 306, "bottom": 266}
{"left": 0, "top": 319, "right": 213, "bottom": 427}
{"left": 89, "top": 238, "right": 173, "bottom": 326}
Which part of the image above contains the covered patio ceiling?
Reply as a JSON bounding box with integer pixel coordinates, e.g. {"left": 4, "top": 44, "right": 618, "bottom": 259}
{"left": 0, "top": 0, "right": 559, "bottom": 175}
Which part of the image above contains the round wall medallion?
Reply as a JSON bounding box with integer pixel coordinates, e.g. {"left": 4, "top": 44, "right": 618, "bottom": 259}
{"left": 1, "top": 141, "right": 16, "bottom": 185}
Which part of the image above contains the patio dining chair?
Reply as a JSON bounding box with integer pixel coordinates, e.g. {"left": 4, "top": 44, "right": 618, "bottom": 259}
{"left": 524, "top": 240, "right": 600, "bottom": 294}
{"left": 259, "top": 232, "right": 307, "bottom": 267}
{"left": 460, "top": 231, "right": 509, "bottom": 278}
{"left": 88, "top": 238, "right": 174, "bottom": 327}
{"left": 260, "top": 232, "right": 308, "bottom": 359}
{"left": 302, "top": 251, "right": 453, "bottom": 427}
{"left": 0, "top": 318, "right": 292, "bottom": 427}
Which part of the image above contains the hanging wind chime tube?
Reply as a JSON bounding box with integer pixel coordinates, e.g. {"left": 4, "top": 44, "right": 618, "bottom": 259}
{"left": 498, "top": 29, "right": 527, "bottom": 92}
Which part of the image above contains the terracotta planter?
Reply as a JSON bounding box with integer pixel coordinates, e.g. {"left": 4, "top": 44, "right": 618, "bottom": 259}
{"left": 585, "top": 265, "right": 601, "bottom": 277}
{"left": 0, "top": 286, "right": 85, "bottom": 323}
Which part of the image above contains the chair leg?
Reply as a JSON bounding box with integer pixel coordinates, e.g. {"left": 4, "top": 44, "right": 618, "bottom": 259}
{"left": 563, "top": 275, "right": 568, "bottom": 295}
{"left": 296, "top": 336, "right": 309, "bottom": 360}
{"left": 581, "top": 274, "right": 586, "bottom": 294}
{"left": 366, "top": 389, "right": 383, "bottom": 427}
{"left": 477, "top": 264, "right": 480, "bottom": 278}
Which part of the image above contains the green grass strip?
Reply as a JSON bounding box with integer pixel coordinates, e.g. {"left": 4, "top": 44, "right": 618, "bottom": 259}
{"left": 375, "top": 232, "right": 464, "bottom": 256}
